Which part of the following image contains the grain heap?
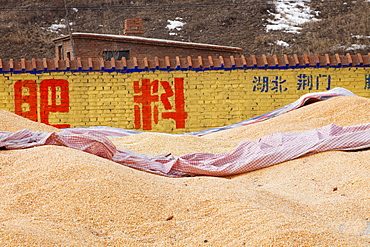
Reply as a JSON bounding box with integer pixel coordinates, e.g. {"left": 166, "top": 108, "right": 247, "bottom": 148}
{"left": 111, "top": 95, "right": 370, "bottom": 155}
{"left": 0, "top": 109, "right": 61, "bottom": 133}
{"left": 203, "top": 95, "right": 370, "bottom": 142}
{"left": 1, "top": 95, "right": 370, "bottom": 246}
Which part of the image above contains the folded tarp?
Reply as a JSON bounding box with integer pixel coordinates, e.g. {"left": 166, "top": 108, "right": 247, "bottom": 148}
{"left": 1, "top": 123, "right": 370, "bottom": 177}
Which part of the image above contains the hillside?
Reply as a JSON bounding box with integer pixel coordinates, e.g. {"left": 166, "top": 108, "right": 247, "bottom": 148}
{"left": 0, "top": 0, "right": 369, "bottom": 60}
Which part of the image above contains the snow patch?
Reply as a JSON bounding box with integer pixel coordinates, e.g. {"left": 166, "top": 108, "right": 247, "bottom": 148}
{"left": 166, "top": 17, "right": 186, "bottom": 36}
{"left": 336, "top": 44, "right": 370, "bottom": 51}
{"left": 352, "top": 35, "right": 370, "bottom": 39}
{"left": 275, "top": 40, "right": 290, "bottom": 47}
{"left": 46, "top": 23, "right": 66, "bottom": 33}
{"left": 42, "top": 19, "right": 74, "bottom": 35}
{"left": 265, "top": 0, "right": 320, "bottom": 34}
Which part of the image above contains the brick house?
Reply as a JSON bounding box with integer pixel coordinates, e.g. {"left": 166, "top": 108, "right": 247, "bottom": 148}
{"left": 53, "top": 19, "right": 243, "bottom": 61}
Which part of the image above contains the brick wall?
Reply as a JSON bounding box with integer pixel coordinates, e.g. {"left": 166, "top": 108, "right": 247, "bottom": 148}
{"left": 74, "top": 38, "right": 241, "bottom": 60}
{"left": 1, "top": 54, "right": 370, "bottom": 133}
{"left": 53, "top": 34, "right": 243, "bottom": 61}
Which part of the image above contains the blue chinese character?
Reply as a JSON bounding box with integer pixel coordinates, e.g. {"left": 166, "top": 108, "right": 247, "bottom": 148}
{"left": 253, "top": 76, "right": 269, "bottom": 92}
{"left": 298, "top": 74, "right": 331, "bottom": 91}
{"left": 317, "top": 74, "right": 331, "bottom": 90}
{"left": 297, "top": 74, "right": 312, "bottom": 90}
{"left": 365, "top": 74, "right": 370, "bottom": 90}
{"left": 271, "top": 76, "right": 288, "bottom": 92}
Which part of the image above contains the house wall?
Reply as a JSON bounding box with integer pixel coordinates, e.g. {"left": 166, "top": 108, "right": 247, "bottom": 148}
{"left": 1, "top": 54, "right": 370, "bottom": 133}
{"left": 55, "top": 37, "right": 241, "bottom": 60}
{"left": 54, "top": 40, "right": 74, "bottom": 60}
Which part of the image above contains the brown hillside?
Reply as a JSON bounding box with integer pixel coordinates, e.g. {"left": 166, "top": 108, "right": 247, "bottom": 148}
{"left": 0, "top": 0, "right": 368, "bottom": 60}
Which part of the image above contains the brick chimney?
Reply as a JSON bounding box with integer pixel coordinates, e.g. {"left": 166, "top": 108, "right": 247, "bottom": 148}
{"left": 124, "top": 18, "right": 144, "bottom": 36}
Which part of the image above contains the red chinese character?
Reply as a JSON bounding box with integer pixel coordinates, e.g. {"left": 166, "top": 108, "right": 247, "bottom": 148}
{"left": 134, "top": 79, "right": 159, "bottom": 130}
{"left": 133, "top": 78, "right": 187, "bottom": 130}
{"left": 40, "top": 79, "right": 70, "bottom": 128}
{"left": 14, "top": 80, "right": 38, "bottom": 121}
{"left": 161, "top": 78, "right": 187, "bottom": 129}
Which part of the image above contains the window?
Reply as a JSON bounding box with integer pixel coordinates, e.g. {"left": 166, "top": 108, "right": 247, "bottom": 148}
{"left": 103, "top": 50, "right": 130, "bottom": 61}
{"left": 58, "top": 45, "right": 63, "bottom": 60}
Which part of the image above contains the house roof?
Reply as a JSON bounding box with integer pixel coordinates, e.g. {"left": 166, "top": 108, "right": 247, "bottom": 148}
{"left": 52, "top": 32, "right": 243, "bottom": 52}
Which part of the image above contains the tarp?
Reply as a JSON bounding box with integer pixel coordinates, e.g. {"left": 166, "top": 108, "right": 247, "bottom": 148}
{"left": 2, "top": 123, "right": 370, "bottom": 177}
{"left": 2, "top": 87, "right": 368, "bottom": 177}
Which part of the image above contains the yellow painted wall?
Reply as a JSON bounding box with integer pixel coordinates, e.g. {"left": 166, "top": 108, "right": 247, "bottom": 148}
{"left": 1, "top": 67, "right": 370, "bottom": 133}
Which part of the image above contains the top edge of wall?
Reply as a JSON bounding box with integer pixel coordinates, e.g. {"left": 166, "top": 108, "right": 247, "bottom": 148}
{"left": 0, "top": 53, "right": 369, "bottom": 74}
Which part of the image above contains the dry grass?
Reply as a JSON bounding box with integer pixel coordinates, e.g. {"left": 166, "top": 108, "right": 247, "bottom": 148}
{"left": 0, "top": 0, "right": 368, "bottom": 59}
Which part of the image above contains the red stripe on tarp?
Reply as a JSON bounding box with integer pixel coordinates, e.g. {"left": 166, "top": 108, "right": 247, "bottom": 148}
{"left": 2, "top": 123, "right": 370, "bottom": 177}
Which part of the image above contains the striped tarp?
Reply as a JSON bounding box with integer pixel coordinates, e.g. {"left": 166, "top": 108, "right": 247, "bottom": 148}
{"left": 1, "top": 123, "right": 370, "bottom": 177}
{"left": 1, "top": 87, "right": 365, "bottom": 177}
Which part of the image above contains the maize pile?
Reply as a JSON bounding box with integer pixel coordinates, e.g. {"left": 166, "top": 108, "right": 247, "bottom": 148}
{"left": 0, "top": 95, "right": 370, "bottom": 246}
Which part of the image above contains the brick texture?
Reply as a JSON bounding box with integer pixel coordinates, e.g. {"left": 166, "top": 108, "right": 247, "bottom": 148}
{"left": 53, "top": 33, "right": 243, "bottom": 61}
{"left": 1, "top": 65, "right": 370, "bottom": 133}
